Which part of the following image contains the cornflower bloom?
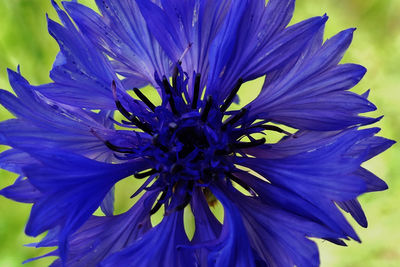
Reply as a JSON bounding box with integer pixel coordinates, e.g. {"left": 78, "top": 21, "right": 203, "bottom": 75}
{"left": 0, "top": 0, "right": 394, "bottom": 266}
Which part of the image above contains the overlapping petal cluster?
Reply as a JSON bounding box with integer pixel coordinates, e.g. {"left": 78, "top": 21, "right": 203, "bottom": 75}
{"left": 0, "top": 0, "right": 394, "bottom": 266}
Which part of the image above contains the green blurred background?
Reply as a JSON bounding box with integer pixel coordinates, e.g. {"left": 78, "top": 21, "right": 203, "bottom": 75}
{"left": 0, "top": 0, "right": 399, "bottom": 266}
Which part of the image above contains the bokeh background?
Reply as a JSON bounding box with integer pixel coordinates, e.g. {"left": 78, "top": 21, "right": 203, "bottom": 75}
{"left": 0, "top": 0, "right": 399, "bottom": 266}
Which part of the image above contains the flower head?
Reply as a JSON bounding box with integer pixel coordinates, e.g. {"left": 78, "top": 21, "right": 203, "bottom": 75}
{"left": 0, "top": 0, "right": 394, "bottom": 266}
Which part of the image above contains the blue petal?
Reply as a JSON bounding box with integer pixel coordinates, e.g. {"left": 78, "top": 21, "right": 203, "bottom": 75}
{"left": 0, "top": 149, "right": 38, "bottom": 175}
{"left": 21, "top": 149, "right": 150, "bottom": 262}
{"left": 0, "top": 176, "right": 42, "bottom": 203}
{"left": 100, "top": 187, "right": 115, "bottom": 216}
{"left": 206, "top": 186, "right": 255, "bottom": 267}
{"left": 356, "top": 167, "right": 388, "bottom": 192}
{"left": 33, "top": 192, "right": 157, "bottom": 266}
{"left": 244, "top": 127, "right": 392, "bottom": 195}
{"left": 135, "top": 0, "right": 231, "bottom": 95}
{"left": 191, "top": 188, "right": 222, "bottom": 265}
{"left": 337, "top": 199, "right": 368, "bottom": 228}
{"left": 99, "top": 210, "right": 195, "bottom": 267}
{"left": 0, "top": 70, "right": 120, "bottom": 162}
{"left": 226, "top": 189, "right": 338, "bottom": 267}
{"left": 209, "top": 13, "right": 327, "bottom": 102}
{"left": 64, "top": 0, "right": 171, "bottom": 89}
{"left": 34, "top": 1, "right": 124, "bottom": 109}
{"left": 249, "top": 29, "right": 377, "bottom": 130}
{"left": 206, "top": 0, "right": 248, "bottom": 99}
{"left": 236, "top": 171, "right": 359, "bottom": 243}
{"left": 237, "top": 129, "right": 370, "bottom": 201}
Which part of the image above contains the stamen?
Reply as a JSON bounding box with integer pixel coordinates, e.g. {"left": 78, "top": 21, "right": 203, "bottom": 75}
{"left": 152, "top": 134, "right": 169, "bottom": 153}
{"left": 150, "top": 187, "right": 169, "bottom": 215}
{"left": 178, "top": 42, "right": 193, "bottom": 63}
{"left": 232, "top": 137, "right": 266, "bottom": 149}
{"left": 201, "top": 95, "right": 213, "bottom": 122}
{"left": 162, "top": 77, "right": 178, "bottom": 115}
{"left": 172, "top": 63, "right": 181, "bottom": 89}
{"left": 220, "top": 78, "right": 244, "bottom": 113}
{"left": 175, "top": 193, "right": 192, "bottom": 211}
{"left": 90, "top": 128, "right": 134, "bottom": 154}
{"left": 134, "top": 168, "right": 158, "bottom": 179}
{"left": 215, "top": 146, "right": 233, "bottom": 156}
{"left": 226, "top": 172, "right": 256, "bottom": 196}
{"left": 130, "top": 174, "right": 157, "bottom": 198}
{"left": 192, "top": 74, "right": 201, "bottom": 110}
{"left": 221, "top": 108, "right": 247, "bottom": 131}
{"left": 174, "top": 181, "right": 194, "bottom": 211}
{"left": 171, "top": 163, "right": 183, "bottom": 174}
{"left": 112, "top": 81, "right": 153, "bottom": 134}
{"left": 130, "top": 117, "right": 154, "bottom": 135}
{"left": 104, "top": 141, "right": 133, "bottom": 154}
{"left": 259, "top": 125, "right": 294, "bottom": 137}
{"left": 169, "top": 122, "right": 178, "bottom": 131}
{"left": 133, "top": 88, "right": 156, "bottom": 112}
{"left": 112, "top": 81, "right": 133, "bottom": 119}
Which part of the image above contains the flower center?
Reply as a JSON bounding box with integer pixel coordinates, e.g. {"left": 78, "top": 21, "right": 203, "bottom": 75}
{"left": 99, "top": 65, "right": 292, "bottom": 214}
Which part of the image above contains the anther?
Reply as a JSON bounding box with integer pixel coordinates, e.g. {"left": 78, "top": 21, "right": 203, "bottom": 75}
{"left": 172, "top": 64, "right": 180, "bottom": 88}
{"left": 220, "top": 78, "right": 244, "bottom": 113}
{"left": 178, "top": 42, "right": 193, "bottom": 63}
{"left": 134, "top": 169, "right": 158, "bottom": 179}
{"left": 169, "top": 122, "right": 178, "bottom": 131}
{"left": 162, "top": 77, "right": 178, "bottom": 115}
{"left": 232, "top": 137, "right": 266, "bottom": 149}
{"left": 152, "top": 134, "right": 169, "bottom": 153}
{"left": 192, "top": 74, "right": 201, "bottom": 110}
{"left": 175, "top": 193, "right": 192, "bottom": 211}
{"left": 259, "top": 125, "right": 295, "bottom": 137}
{"left": 174, "top": 181, "right": 194, "bottom": 211}
{"left": 104, "top": 141, "right": 133, "bottom": 154}
{"left": 150, "top": 187, "right": 169, "bottom": 215}
{"left": 170, "top": 163, "right": 183, "bottom": 174}
{"left": 112, "top": 81, "right": 153, "bottom": 135}
{"left": 221, "top": 108, "right": 247, "bottom": 131}
{"left": 226, "top": 173, "right": 256, "bottom": 196}
{"left": 133, "top": 88, "right": 156, "bottom": 112}
{"left": 90, "top": 128, "right": 134, "bottom": 154}
{"left": 201, "top": 95, "right": 213, "bottom": 122}
{"left": 112, "top": 81, "right": 132, "bottom": 119}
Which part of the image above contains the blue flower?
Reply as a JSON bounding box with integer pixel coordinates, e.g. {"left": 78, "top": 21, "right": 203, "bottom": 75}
{"left": 0, "top": 0, "right": 394, "bottom": 266}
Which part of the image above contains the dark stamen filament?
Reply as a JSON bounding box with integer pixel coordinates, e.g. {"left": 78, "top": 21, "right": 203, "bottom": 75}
{"left": 233, "top": 137, "right": 266, "bottom": 149}
{"left": 112, "top": 81, "right": 153, "bottom": 134}
{"left": 133, "top": 88, "right": 156, "bottom": 112}
{"left": 171, "top": 163, "right": 183, "bottom": 174}
{"left": 175, "top": 181, "right": 194, "bottom": 211}
{"left": 134, "top": 168, "right": 158, "bottom": 179}
{"left": 220, "top": 78, "right": 244, "bottom": 113}
{"left": 221, "top": 108, "right": 247, "bottom": 131}
{"left": 259, "top": 125, "right": 295, "bottom": 137}
{"left": 192, "top": 74, "right": 201, "bottom": 110}
{"left": 172, "top": 67, "right": 178, "bottom": 88}
{"left": 152, "top": 134, "right": 169, "bottom": 153}
{"left": 201, "top": 95, "right": 213, "bottom": 122}
{"left": 162, "top": 77, "right": 178, "bottom": 115}
{"left": 226, "top": 172, "right": 256, "bottom": 196}
{"left": 90, "top": 128, "right": 134, "bottom": 154}
{"left": 150, "top": 187, "right": 169, "bottom": 215}
{"left": 175, "top": 193, "right": 192, "bottom": 211}
{"left": 104, "top": 141, "right": 133, "bottom": 154}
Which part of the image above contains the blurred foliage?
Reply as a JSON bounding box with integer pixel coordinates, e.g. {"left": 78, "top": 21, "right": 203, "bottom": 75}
{"left": 0, "top": 0, "right": 398, "bottom": 266}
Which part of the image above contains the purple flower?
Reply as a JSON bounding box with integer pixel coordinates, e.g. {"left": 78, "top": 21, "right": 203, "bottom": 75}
{"left": 0, "top": 0, "right": 394, "bottom": 266}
